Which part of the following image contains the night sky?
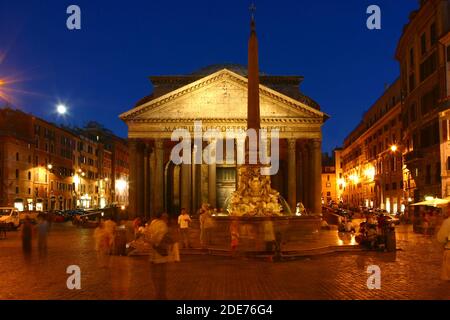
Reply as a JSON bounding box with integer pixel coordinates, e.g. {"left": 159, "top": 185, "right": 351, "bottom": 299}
{"left": 0, "top": 0, "right": 418, "bottom": 152}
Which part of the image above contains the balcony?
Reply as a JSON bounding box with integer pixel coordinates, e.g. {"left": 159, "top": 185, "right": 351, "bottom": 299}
{"left": 404, "top": 150, "right": 423, "bottom": 163}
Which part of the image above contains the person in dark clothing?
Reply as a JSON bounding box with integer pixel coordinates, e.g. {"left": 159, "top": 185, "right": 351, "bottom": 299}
{"left": 22, "top": 217, "right": 33, "bottom": 262}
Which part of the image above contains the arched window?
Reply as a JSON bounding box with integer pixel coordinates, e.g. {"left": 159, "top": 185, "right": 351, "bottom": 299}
{"left": 28, "top": 171, "right": 31, "bottom": 180}
{"left": 15, "top": 169, "right": 19, "bottom": 179}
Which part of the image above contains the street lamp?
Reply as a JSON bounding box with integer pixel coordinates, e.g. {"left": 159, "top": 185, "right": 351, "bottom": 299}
{"left": 56, "top": 104, "right": 67, "bottom": 115}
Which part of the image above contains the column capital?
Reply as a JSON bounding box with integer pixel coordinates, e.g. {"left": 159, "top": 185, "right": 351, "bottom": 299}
{"left": 311, "top": 139, "right": 322, "bottom": 149}
{"left": 154, "top": 139, "right": 164, "bottom": 150}
{"left": 288, "top": 138, "right": 297, "bottom": 150}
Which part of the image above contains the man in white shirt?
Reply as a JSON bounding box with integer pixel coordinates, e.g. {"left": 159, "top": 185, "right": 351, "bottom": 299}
{"left": 178, "top": 208, "right": 192, "bottom": 248}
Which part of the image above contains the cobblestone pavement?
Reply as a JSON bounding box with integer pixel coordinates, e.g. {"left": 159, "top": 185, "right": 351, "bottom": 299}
{"left": 0, "top": 222, "right": 448, "bottom": 300}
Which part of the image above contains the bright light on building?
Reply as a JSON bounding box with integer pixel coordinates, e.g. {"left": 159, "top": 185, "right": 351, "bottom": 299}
{"left": 349, "top": 174, "right": 359, "bottom": 184}
{"left": 425, "top": 196, "right": 435, "bottom": 201}
{"left": 57, "top": 104, "right": 67, "bottom": 115}
{"left": 337, "top": 178, "right": 346, "bottom": 188}
{"left": 73, "top": 174, "right": 80, "bottom": 185}
{"left": 364, "top": 166, "right": 375, "bottom": 181}
{"left": 47, "top": 164, "right": 53, "bottom": 170}
{"left": 121, "top": 205, "right": 126, "bottom": 211}
{"left": 116, "top": 179, "right": 127, "bottom": 192}
{"left": 390, "top": 145, "right": 398, "bottom": 152}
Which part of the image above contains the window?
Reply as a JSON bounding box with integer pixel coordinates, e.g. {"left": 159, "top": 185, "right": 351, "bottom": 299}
{"left": 421, "top": 86, "right": 439, "bottom": 115}
{"left": 409, "top": 74, "right": 416, "bottom": 92}
{"left": 16, "top": 152, "right": 19, "bottom": 161}
{"left": 392, "top": 183, "right": 397, "bottom": 190}
{"left": 421, "top": 33, "right": 427, "bottom": 55}
{"left": 15, "top": 169, "right": 19, "bottom": 179}
{"left": 15, "top": 187, "right": 19, "bottom": 194}
{"left": 28, "top": 171, "right": 31, "bottom": 180}
{"left": 420, "top": 52, "right": 437, "bottom": 82}
{"left": 420, "top": 121, "right": 440, "bottom": 148}
{"left": 28, "top": 188, "right": 31, "bottom": 195}
{"left": 410, "top": 104, "right": 417, "bottom": 122}
{"left": 430, "top": 23, "right": 437, "bottom": 45}
{"left": 410, "top": 48, "right": 415, "bottom": 67}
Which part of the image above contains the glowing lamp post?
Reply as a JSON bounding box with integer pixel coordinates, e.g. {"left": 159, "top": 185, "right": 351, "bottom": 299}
{"left": 56, "top": 104, "right": 67, "bottom": 115}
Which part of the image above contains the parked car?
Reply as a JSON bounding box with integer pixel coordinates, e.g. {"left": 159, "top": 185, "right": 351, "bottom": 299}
{"left": 0, "top": 207, "right": 20, "bottom": 230}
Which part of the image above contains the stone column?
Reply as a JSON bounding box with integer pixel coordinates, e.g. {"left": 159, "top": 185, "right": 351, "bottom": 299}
{"left": 136, "top": 142, "right": 145, "bottom": 217}
{"left": 154, "top": 139, "right": 164, "bottom": 215}
{"left": 208, "top": 140, "right": 217, "bottom": 208}
{"left": 311, "top": 139, "right": 322, "bottom": 215}
{"left": 287, "top": 139, "right": 297, "bottom": 212}
{"left": 181, "top": 142, "right": 191, "bottom": 213}
{"left": 296, "top": 144, "right": 304, "bottom": 205}
{"left": 128, "top": 140, "right": 138, "bottom": 218}
{"left": 144, "top": 143, "right": 151, "bottom": 219}
{"left": 301, "top": 143, "right": 310, "bottom": 211}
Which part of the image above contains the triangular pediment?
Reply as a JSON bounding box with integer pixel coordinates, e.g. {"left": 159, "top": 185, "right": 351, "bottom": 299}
{"left": 120, "top": 69, "right": 327, "bottom": 122}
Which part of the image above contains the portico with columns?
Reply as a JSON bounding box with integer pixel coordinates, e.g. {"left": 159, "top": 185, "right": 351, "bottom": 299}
{"left": 120, "top": 67, "right": 327, "bottom": 218}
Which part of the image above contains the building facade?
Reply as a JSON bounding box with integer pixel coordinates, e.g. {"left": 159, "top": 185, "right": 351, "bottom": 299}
{"left": 0, "top": 107, "right": 128, "bottom": 211}
{"left": 120, "top": 65, "right": 327, "bottom": 219}
{"left": 397, "top": 0, "right": 450, "bottom": 202}
{"left": 341, "top": 80, "right": 405, "bottom": 213}
{"left": 321, "top": 153, "right": 337, "bottom": 205}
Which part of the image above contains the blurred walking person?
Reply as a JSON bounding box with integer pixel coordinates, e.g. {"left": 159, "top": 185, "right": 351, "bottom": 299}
{"left": 178, "top": 208, "right": 192, "bottom": 248}
{"left": 230, "top": 220, "right": 239, "bottom": 257}
{"left": 149, "top": 212, "right": 179, "bottom": 300}
{"left": 94, "top": 221, "right": 113, "bottom": 268}
{"left": 37, "top": 215, "right": 50, "bottom": 260}
{"left": 437, "top": 206, "right": 450, "bottom": 281}
{"left": 199, "top": 204, "right": 214, "bottom": 248}
{"left": 22, "top": 216, "right": 33, "bottom": 262}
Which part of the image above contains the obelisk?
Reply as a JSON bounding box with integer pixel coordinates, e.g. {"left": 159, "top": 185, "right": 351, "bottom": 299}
{"left": 247, "top": 16, "right": 260, "bottom": 133}
{"left": 228, "top": 6, "right": 283, "bottom": 217}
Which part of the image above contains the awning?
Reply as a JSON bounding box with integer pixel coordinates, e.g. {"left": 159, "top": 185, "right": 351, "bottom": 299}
{"left": 411, "top": 198, "right": 450, "bottom": 208}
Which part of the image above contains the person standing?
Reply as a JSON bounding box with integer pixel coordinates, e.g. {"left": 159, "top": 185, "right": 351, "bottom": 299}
{"left": 178, "top": 208, "right": 192, "bottom": 248}
{"left": 94, "top": 221, "right": 112, "bottom": 268}
{"left": 230, "top": 220, "right": 239, "bottom": 257}
{"left": 199, "top": 204, "right": 214, "bottom": 248}
{"left": 37, "top": 215, "right": 49, "bottom": 260}
{"left": 22, "top": 216, "right": 33, "bottom": 262}
{"left": 437, "top": 206, "right": 450, "bottom": 281}
{"left": 149, "top": 212, "right": 179, "bottom": 300}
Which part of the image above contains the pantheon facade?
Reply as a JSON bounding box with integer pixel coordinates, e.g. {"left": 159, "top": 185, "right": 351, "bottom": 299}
{"left": 120, "top": 65, "right": 328, "bottom": 218}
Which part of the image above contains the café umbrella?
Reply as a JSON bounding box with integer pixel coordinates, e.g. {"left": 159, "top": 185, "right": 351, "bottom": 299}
{"left": 411, "top": 198, "right": 450, "bottom": 208}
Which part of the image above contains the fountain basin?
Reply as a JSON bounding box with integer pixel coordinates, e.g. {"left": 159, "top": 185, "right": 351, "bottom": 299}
{"left": 206, "top": 215, "right": 322, "bottom": 252}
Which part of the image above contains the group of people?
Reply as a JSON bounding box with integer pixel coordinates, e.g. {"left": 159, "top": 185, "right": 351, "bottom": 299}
{"left": 21, "top": 214, "right": 51, "bottom": 262}
{"left": 355, "top": 213, "right": 396, "bottom": 251}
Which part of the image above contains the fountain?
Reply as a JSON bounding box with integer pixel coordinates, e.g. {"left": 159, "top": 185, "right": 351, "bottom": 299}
{"left": 207, "top": 12, "right": 322, "bottom": 253}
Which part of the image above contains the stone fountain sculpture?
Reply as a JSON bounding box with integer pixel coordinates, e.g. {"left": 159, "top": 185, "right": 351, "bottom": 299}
{"left": 228, "top": 17, "right": 284, "bottom": 217}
